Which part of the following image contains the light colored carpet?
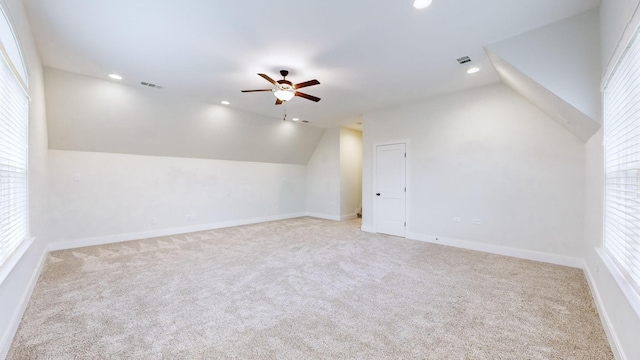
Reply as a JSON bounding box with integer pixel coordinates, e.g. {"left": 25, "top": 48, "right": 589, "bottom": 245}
{"left": 9, "top": 217, "right": 612, "bottom": 359}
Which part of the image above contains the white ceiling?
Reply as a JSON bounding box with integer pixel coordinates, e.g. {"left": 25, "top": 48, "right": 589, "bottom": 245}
{"left": 23, "top": 0, "right": 599, "bottom": 129}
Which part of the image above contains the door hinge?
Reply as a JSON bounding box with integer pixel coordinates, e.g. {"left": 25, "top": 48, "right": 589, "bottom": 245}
{"left": 404, "top": 222, "right": 406, "bottom": 226}
{"left": 404, "top": 187, "right": 406, "bottom": 192}
{"left": 404, "top": 153, "right": 406, "bottom": 158}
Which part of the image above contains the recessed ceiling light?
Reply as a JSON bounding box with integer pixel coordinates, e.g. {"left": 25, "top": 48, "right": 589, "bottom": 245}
{"left": 413, "top": 0, "right": 432, "bottom": 9}
{"left": 221, "top": 101, "right": 230, "bottom": 105}
{"left": 108, "top": 74, "right": 122, "bottom": 80}
{"left": 467, "top": 67, "right": 480, "bottom": 74}
{"left": 292, "top": 118, "right": 300, "bottom": 121}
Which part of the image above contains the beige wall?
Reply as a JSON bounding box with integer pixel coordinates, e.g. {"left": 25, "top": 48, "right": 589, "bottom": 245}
{"left": 340, "top": 128, "right": 362, "bottom": 219}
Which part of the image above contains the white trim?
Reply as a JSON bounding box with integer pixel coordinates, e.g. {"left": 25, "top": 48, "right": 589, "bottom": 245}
{"left": 602, "top": 1, "right": 640, "bottom": 88}
{"left": 596, "top": 248, "right": 640, "bottom": 319}
{"left": 0, "top": 243, "right": 48, "bottom": 360}
{"left": 306, "top": 212, "right": 341, "bottom": 221}
{"left": 583, "top": 258, "right": 626, "bottom": 360}
{"left": 340, "top": 213, "right": 358, "bottom": 221}
{"left": 406, "top": 231, "right": 583, "bottom": 268}
{"left": 0, "top": 237, "right": 33, "bottom": 285}
{"left": 48, "top": 213, "right": 307, "bottom": 251}
{"left": 0, "top": 1, "right": 29, "bottom": 90}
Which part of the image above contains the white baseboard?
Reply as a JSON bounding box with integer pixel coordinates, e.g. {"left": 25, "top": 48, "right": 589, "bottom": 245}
{"left": 361, "top": 225, "right": 375, "bottom": 233}
{"left": 0, "top": 244, "right": 49, "bottom": 360}
{"left": 582, "top": 260, "right": 625, "bottom": 360}
{"left": 306, "top": 213, "right": 358, "bottom": 221}
{"left": 406, "top": 231, "right": 583, "bottom": 269}
{"left": 48, "top": 213, "right": 307, "bottom": 251}
{"left": 305, "top": 212, "right": 341, "bottom": 221}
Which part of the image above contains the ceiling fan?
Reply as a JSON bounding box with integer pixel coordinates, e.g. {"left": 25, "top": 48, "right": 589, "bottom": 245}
{"left": 241, "top": 70, "right": 321, "bottom": 105}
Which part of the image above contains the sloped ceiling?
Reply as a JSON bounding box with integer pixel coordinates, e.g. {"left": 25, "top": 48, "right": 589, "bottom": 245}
{"left": 23, "top": 0, "right": 599, "bottom": 129}
{"left": 486, "top": 10, "right": 602, "bottom": 142}
{"left": 44, "top": 68, "right": 326, "bottom": 164}
{"left": 486, "top": 51, "right": 600, "bottom": 142}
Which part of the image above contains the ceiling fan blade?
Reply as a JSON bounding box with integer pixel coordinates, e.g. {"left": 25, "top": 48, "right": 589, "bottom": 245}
{"left": 258, "top": 73, "right": 277, "bottom": 85}
{"left": 241, "top": 89, "right": 273, "bottom": 92}
{"left": 275, "top": 98, "right": 283, "bottom": 105}
{"left": 295, "top": 92, "right": 321, "bottom": 102}
{"left": 294, "top": 79, "right": 320, "bottom": 89}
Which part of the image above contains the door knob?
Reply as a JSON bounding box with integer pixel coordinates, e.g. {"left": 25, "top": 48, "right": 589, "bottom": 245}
{"left": 376, "top": 193, "right": 381, "bottom": 196}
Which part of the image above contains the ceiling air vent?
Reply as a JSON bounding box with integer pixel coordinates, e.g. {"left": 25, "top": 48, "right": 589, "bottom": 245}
{"left": 301, "top": 120, "right": 310, "bottom": 124}
{"left": 140, "top": 82, "right": 163, "bottom": 89}
{"left": 456, "top": 56, "right": 471, "bottom": 64}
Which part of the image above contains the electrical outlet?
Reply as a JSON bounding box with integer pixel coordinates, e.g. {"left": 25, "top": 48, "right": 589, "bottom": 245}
{"left": 151, "top": 217, "right": 158, "bottom": 224}
{"left": 473, "top": 219, "right": 482, "bottom": 225}
{"left": 453, "top": 217, "right": 461, "bottom": 223}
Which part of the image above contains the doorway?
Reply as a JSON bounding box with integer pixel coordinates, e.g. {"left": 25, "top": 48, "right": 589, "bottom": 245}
{"left": 374, "top": 142, "right": 406, "bottom": 237}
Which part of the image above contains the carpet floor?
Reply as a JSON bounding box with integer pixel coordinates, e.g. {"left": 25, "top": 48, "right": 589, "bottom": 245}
{"left": 8, "top": 217, "right": 612, "bottom": 359}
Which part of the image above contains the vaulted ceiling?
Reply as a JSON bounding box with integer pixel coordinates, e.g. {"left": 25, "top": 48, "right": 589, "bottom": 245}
{"left": 23, "top": 0, "right": 599, "bottom": 128}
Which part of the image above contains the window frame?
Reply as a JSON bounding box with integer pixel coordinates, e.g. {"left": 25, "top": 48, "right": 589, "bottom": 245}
{"left": 602, "top": 24, "right": 640, "bottom": 312}
{"left": 0, "top": 2, "right": 31, "bottom": 285}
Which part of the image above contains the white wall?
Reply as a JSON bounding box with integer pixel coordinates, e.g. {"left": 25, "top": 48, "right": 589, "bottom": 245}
{"left": 0, "top": 0, "right": 49, "bottom": 357}
{"left": 584, "top": 1, "right": 640, "bottom": 359}
{"left": 362, "top": 83, "right": 585, "bottom": 258}
{"left": 584, "top": 130, "right": 603, "bottom": 263}
{"left": 44, "top": 68, "right": 325, "bottom": 165}
{"left": 47, "top": 150, "right": 307, "bottom": 248}
{"left": 340, "top": 128, "right": 362, "bottom": 220}
{"left": 486, "top": 10, "right": 602, "bottom": 122}
{"left": 306, "top": 128, "right": 341, "bottom": 220}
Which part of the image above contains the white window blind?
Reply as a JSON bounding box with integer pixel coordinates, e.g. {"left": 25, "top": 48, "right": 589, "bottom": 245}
{"left": 0, "top": 44, "right": 28, "bottom": 267}
{"left": 604, "top": 28, "right": 640, "bottom": 297}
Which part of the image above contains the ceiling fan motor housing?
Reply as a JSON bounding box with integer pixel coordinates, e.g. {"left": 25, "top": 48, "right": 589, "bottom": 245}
{"left": 277, "top": 79, "right": 294, "bottom": 90}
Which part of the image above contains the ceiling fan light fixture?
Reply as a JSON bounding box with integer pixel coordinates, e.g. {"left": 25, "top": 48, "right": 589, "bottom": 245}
{"left": 242, "top": 71, "right": 320, "bottom": 104}
{"left": 274, "top": 89, "right": 295, "bottom": 101}
{"left": 413, "top": 0, "right": 432, "bottom": 9}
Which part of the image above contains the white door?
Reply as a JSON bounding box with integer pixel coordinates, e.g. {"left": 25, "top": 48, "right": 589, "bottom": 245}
{"left": 374, "top": 143, "right": 406, "bottom": 237}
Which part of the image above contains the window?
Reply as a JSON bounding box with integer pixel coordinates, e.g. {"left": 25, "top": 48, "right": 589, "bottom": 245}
{"left": 0, "top": 6, "right": 29, "bottom": 269}
{"left": 603, "top": 27, "right": 640, "bottom": 296}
